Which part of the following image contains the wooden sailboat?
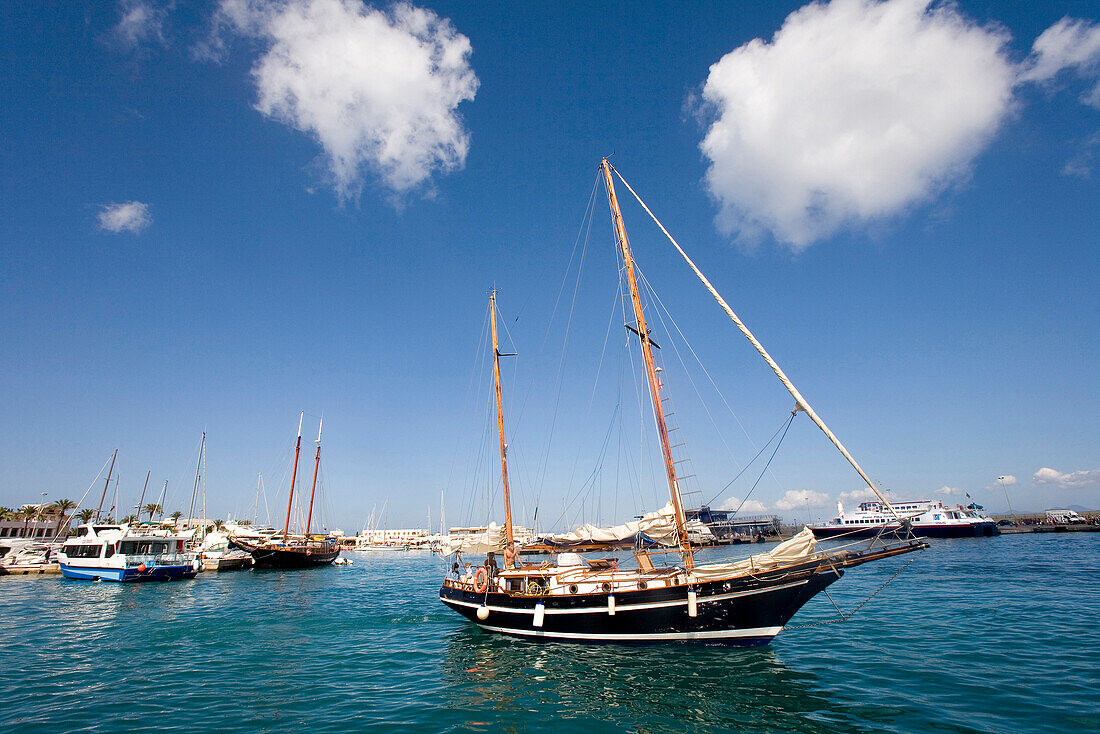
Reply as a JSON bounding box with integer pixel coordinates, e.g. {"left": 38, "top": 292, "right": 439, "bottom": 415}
{"left": 232, "top": 414, "right": 340, "bottom": 569}
{"left": 438, "top": 159, "right": 926, "bottom": 644}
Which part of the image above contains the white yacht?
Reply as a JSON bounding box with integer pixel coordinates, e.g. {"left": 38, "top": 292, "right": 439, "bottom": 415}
{"left": 58, "top": 524, "right": 201, "bottom": 581}
{"left": 809, "top": 500, "right": 999, "bottom": 538}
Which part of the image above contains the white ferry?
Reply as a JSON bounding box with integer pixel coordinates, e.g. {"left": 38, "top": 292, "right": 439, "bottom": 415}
{"left": 809, "top": 500, "right": 999, "bottom": 538}
{"left": 58, "top": 524, "right": 201, "bottom": 581}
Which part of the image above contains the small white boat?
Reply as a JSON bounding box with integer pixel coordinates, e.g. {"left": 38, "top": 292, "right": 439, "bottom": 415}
{"left": 58, "top": 524, "right": 201, "bottom": 581}
{"left": 199, "top": 529, "right": 253, "bottom": 572}
{"left": 0, "top": 540, "right": 61, "bottom": 575}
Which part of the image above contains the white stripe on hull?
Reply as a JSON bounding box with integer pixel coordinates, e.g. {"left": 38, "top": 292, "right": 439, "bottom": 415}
{"left": 476, "top": 623, "right": 784, "bottom": 642}
{"left": 443, "top": 578, "right": 810, "bottom": 616}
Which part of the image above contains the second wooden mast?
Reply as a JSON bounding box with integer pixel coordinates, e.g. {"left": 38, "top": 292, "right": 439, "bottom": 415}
{"left": 490, "top": 291, "right": 516, "bottom": 565}
{"left": 283, "top": 412, "right": 304, "bottom": 539}
{"left": 601, "top": 159, "right": 694, "bottom": 570}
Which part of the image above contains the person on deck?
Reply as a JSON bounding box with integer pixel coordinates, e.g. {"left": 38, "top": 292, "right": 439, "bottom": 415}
{"left": 485, "top": 552, "right": 499, "bottom": 579}
{"left": 503, "top": 541, "right": 518, "bottom": 569}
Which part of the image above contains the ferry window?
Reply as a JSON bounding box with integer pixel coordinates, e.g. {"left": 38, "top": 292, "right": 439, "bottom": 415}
{"left": 119, "top": 542, "right": 135, "bottom": 555}
{"left": 104, "top": 543, "right": 115, "bottom": 558}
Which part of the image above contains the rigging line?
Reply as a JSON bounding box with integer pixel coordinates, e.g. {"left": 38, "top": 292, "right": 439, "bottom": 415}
{"left": 555, "top": 277, "right": 625, "bottom": 527}
{"left": 69, "top": 454, "right": 114, "bottom": 517}
{"left": 446, "top": 300, "right": 492, "bottom": 508}
{"left": 702, "top": 412, "right": 794, "bottom": 508}
{"left": 634, "top": 264, "right": 752, "bottom": 473}
{"left": 546, "top": 401, "right": 622, "bottom": 531}
{"left": 611, "top": 164, "right": 902, "bottom": 524}
{"left": 634, "top": 265, "right": 791, "bottom": 503}
{"left": 531, "top": 177, "right": 601, "bottom": 510}
{"left": 736, "top": 411, "right": 796, "bottom": 516}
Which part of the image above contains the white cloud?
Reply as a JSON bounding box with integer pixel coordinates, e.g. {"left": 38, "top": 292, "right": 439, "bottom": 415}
{"left": 717, "top": 496, "right": 768, "bottom": 513}
{"left": 1033, "top": 467, "right": 1100, "bottom": 490}
{"left": 97, "top": 202, "right": 152, "bottom": 233}
{"left": 934, "top": 485, "right": 966, "bottom": 496}
{"left": 774, "top": 490, "right": 830, "bottom": 511}
{"left": 996, "top": 475, "right": 1018, "bottom": 486}
{"left": 839, "top": 487, "right": 882, "bottom": 502}
{"left": 698, "top": 0, "right": 1016, "bottom": 249}
{"left": 113, "top": 0, "right": 169, "bottom": 52}
{"left": 1019, "top": 17, "right": 1100, "bottom": 108}
{"left": 215, "top": 0, "right": 478, "bottom": 199}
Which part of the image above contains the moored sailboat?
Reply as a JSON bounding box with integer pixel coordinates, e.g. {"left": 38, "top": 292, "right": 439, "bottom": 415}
{"left": 232, "top": 414, "right": 339, "bottom": 569}
{"left": 439, "top": 159, "right": 927, "bottom": 644}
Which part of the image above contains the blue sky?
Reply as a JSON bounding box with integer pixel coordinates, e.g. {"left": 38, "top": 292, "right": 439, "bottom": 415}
{"left": 1, "top": 1, "right": 1098, "bottom": 530}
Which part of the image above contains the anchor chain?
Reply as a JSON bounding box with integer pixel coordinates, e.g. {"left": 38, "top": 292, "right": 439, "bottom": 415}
{"left": 785, "top": 549, "right": 925, "bottom": 630}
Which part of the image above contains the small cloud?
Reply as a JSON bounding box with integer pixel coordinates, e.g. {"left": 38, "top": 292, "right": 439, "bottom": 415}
{"left": 97, "top": 202, "right": 152, "bottom": 233}
{"left": 774, "top": 490, "right": 830, "bottom": 512}
{"left": 1018, "top": 17, "right": 1100, "bottom": 109}
{"left": 112, "top": 0, "right": 170, "bottom": 53}
{"left": 996, "top": 475, "right": 1018, "bottom": 486}
{"left": 1062, "top": 131, "right": 1100, "bottom": 178}
{"left": 212, "top": 0, "right": 478, "bottom": 200}
{"left": 717, "top": 496, "right": 768, "bottom": 513}
{"left": 1033, "top": 467, "right": 1100, "bottom": 489}
{"left": 934, "top": 485, "right": 967, "bottom": 497}
{"left": 839, "top": 487, "right": 882, "bottom": 503}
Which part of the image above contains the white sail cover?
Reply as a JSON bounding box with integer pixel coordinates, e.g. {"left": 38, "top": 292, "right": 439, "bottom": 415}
{"left": 690, "top": 527, "right": 818, "bottom": 582}
{"left": 543, "top": 503, "right": 680, "bottom": 546}
{"left": 445, "top": 522, "right": 505, "bottom": 555}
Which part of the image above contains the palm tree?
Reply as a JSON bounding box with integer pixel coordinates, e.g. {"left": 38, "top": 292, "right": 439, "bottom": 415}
{"left": 121, "top": 514, "right": 137, "bottom": 524}
{"left": 51, "top": 498, "right": 77, "bottom": 539}
{"left": 169, "top": 511, "right": 183, "bottom": 526}
{"left": 76, "top": 508, "right": 94, "bottom": 525}
{"left": 19, "top": 505, "right": 37, "bottom": 537}
{"left": 143, "top": 503, "right": 162, "bottom": 520}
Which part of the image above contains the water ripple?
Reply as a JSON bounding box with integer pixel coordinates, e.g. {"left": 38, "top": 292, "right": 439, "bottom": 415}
{"left": 1, "top": 535, "right": 1097, "bottom": 733}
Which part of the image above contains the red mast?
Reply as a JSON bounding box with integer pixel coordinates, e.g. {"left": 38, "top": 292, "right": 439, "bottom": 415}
{"left": 283, "top": 412, "right": 304, "bottom": 538}
{"left": 305, "top": 417, "right": 322, "bottom": 537}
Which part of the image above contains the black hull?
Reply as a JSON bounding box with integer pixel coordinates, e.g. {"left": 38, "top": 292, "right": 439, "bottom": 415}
{"left": 440, "top": 565, "right": 841, "bottom": 645}
{"left": 235, "top": 539, "right": 339, "bottom": 569}
{"left": 810, "top": 522, "right": 999, "bottom": 539}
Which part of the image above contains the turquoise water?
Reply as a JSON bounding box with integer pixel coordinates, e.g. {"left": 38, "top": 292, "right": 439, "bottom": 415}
{"left": 1, "top": 533, "right": 1096, "bottom": 733}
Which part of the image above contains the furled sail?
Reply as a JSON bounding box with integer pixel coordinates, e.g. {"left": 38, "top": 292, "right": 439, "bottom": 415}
{"left": 540, "top": 503, "right": 680, "bottom": 547}
{"left": 690, "top": 527, "right": 818, "bottom": 582}
{"left": 445, "top": 522, "right": 505, "bottom": 555}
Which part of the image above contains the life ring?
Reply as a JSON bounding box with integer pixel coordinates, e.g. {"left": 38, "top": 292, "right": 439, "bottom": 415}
{"left": 473, "top": 566, "right": 489, "bottom": 594}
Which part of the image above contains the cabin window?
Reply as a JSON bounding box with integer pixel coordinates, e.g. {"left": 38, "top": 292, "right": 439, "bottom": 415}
{"left": 63, "top": 544, "right": 103, "bottom": 558}
{"left": 104, "top": 544, "right": 115, "bottom": 558}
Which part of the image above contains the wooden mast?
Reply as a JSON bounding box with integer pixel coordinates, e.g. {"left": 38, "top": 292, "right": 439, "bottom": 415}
{"left": 305, "top": 417, "right": 322, "bottom": 537}
{"left": 601, "top": 159, "right": 694, "bottom": 569}
{"left": 490, "top": 291, "right": 516, "bottom": 563}
{"left": 95, "top": 449, "right": 118, "bottom": 522}
{"left": 283, "top": 412, "right": 304, "bottom": 538}
{"left": 608, "top": 167, "right": 905, "bottom": 524}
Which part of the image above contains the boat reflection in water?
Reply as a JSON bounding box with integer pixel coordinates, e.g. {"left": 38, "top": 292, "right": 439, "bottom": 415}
{"left": 440, "top": 159, "right": 926, "bottom": 644}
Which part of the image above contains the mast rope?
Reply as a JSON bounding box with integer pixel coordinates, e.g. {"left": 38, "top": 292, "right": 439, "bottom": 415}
{"left": 735, "top": 410, "right": 795, "bottom": 515}
{"left": 528, "top": 173, "right": 602, "bottom": 526}
{"left": 705, "top": 410, "right": 796, "bottom": 511}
